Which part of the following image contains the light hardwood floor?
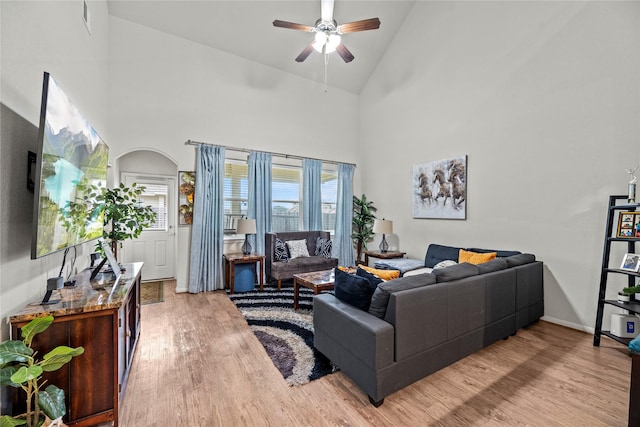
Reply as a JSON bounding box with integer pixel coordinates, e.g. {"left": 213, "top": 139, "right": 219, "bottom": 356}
{"left": 119, "top": 283, "right": 632, "bottom": 426}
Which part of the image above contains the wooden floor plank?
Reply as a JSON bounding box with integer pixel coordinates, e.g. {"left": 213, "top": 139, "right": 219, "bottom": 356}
{"left": 118, "top": 283, "right": 632, "bottom": 426}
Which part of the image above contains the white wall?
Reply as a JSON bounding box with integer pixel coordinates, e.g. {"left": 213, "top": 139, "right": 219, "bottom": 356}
{"left": 2, "top": 0, "right": 635, "bottom": 343}
{"left": 360, "top": 1, "right": 640, "bottom": 331}
{"left": 107, "top": 17, "right": 360, "bottom": 292}
{"left": 0, "top": 0, "right": 110, "bottom": 337}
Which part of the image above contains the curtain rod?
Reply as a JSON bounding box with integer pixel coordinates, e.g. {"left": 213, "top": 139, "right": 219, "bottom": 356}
{"left": 184, "top": 139, "right": 356, "bottom": 167}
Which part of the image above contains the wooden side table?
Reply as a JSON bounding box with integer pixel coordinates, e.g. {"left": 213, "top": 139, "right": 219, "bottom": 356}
{"left": 363, "top": 250, "right": 406, "bottom": 266}
{"left": 223, "top": 253, "right": 265, "bottom": 294}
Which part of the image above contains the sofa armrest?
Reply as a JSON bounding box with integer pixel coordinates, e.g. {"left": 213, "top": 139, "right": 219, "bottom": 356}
{"left": 313, "top": 293, "right": 394, "bottom": 370}
{"left": 265, "top": 232, "right": 277, "bottom": 279}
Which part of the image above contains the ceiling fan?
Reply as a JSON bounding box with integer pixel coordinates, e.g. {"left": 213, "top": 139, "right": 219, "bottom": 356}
{"left": 273, "top": 0, "right": 380, "bottom": 63}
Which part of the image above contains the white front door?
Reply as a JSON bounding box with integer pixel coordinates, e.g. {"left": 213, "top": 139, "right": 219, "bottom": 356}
{"left": 121, "top": 174, "right": 176, "bottom": 281}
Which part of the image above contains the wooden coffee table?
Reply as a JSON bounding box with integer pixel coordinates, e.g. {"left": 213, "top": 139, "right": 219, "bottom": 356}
{"left": 293, "top": 270, "right": 335, "bottom": 310}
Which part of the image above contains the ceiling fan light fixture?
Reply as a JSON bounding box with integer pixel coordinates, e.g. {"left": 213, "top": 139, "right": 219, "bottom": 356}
{"left": 313, "top": 31, "right": 327, "bottom": 52}
{"left": 273, "top": 0, "right": 380, "bottom": 65}
{"left": 326, "top": 33, "right": 341, "bottom": 52}
{"left": 312, "top": 32, "right": 340, "bottom": 53}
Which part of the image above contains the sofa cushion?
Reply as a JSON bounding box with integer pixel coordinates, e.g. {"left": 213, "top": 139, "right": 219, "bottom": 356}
{"left": 286, "top": 239, "right": 310, "bottom": 259}
{"left": 477, "top": 258, "right": 509, "bottom": 274}
{"left": 459, "top": 249, "right": 497, "bottom": 265}
{"left": 433, "top": 262, "right": 480, "bottom": 283}
{"left": 334, "top": 267, "right": 376, "bottom": 311}
{"left": 368, "top": 273, "right": 437, "bottom": 319}
{"left": 359, "top": 265, "right": 401, "bottom": 281}
{"left": 466, "top": 247, "right": 522, "bottom": 258}
{"left": 505, "top": 253, "right": 536, "bottom": 267}
{"left": 425, "top": 244, "right": 461, "bottom": 268}
{"left": 403, "top": 267, "right": 433, "bottom": 277}
{"left": 270, "top": 256, "right": 338, "bottom": 277}
{"left": 315, "top": 237, "right": 333, "bottom": 258}
{"left": 274, "top": 238, "right": 289, "bottom": 262}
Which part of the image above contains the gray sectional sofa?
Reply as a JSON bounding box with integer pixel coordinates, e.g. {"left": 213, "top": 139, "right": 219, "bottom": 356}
{"left": 265, "top": 231, "right": 339, "bottom": 289}
{"left": 313, "top": 244, "right": 544, "bottom": 406}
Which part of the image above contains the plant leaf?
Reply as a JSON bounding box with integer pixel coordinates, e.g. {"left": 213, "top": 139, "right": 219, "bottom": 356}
{"left": 38, "top": 384, "right": 67, "bottom": 420}
{"left": 40, "top": 346, "right": 84, "bottom": 372}
{"left": 0, "top": 366, "right": 19, "bottom": 387}
{"left": 0, "top": 415, "right": 27, "bottom": 427}
{"left": 20, "top": 316, "right": 54, "bottom": 347}
{"left": 10, "top": 365, "right": 43, "bottom": 384}
{"left": 0, "top": 341, "right": 33, "bottom": 365}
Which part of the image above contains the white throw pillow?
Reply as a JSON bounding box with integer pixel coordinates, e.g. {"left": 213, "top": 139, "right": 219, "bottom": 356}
{"left": 286, "top": 239, "right": 310, "bottom": 259}
{"left": 433, "top": 260, "right": 458, "bottom": 269}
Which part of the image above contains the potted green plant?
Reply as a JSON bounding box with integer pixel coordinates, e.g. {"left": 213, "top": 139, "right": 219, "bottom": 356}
{"left": 623, "top": 286, "right": 640, "bottom": 301}
{"left": 0, "top": 315, "right": 84, "bottom": 427}
{"left": 62, "top": 182, "right": 157, "bottom": 260}
{"left": 352, "top": 194, "right": 377, "bottom": 264}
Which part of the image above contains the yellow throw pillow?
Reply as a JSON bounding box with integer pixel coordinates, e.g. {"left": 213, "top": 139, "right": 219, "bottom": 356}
{"left": 458, "top": 249, "right": 497, "bottom": 265}
{"left": 359, "top": 265, "right": 401, "bottom": 280}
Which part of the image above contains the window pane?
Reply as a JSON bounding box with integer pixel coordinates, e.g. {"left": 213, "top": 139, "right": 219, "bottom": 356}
{"left": 272, "top": 202, "right": 299, "bottom": 232}
{"left": 139, "top": 184, "right": 168, "bottom": 231}
{"left": 221, "top": 159, "right": 336, "bottom": 235}
{"left": 224, "top": 161, "right": 248, "bottom": 233}
{"left": 272, "top": 165, "right": 300, "bottom": 231}
{"left": 321, "top": 170, "right": 337, "bottom": 232}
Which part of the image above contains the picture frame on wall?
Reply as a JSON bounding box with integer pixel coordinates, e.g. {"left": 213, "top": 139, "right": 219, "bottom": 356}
{"left": 616, "top": 212, "right": 640, "bottom": 238}
{"left": 412, "top": 155, "right": 467, "bottom": 220}
{"left": 178, "top": 171, "right": 195, "bottom": 225}
{"left": 620, "top": 253, "right": 640, "bottom": 272}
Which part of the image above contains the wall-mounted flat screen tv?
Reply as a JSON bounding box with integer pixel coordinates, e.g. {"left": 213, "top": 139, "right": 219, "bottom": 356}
{"left": 31, "top": 72, "right": 109, "bottom": 259}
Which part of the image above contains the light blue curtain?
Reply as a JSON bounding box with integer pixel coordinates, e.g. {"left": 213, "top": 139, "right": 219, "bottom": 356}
{"left": 333, "top": 163, "right": 354, "bottom": 266}
{"left": 247, "top": 152, "right": 272, "bottom": 255}
{"left": 302, "top": 159, "right": 322, "bottom": 231}
{"left": 188, "top": 144, "right": 225, "bottom": 293}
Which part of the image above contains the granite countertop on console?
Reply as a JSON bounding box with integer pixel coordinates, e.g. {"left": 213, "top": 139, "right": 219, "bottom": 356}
{"left": 10, "top": 262, "right": 143, "bottom": 324}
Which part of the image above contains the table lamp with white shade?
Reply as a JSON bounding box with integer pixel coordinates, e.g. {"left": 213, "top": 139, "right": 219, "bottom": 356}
{"left": 372, "top": 219, "right": 392, "bottom": 253}
{"left": 237, "top": 218, "right": 257, "bottom": 255}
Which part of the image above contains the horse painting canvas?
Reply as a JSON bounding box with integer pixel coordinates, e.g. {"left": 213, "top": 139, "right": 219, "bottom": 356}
{"left": 413, "top": 155, "right": 467, "bottom": 219}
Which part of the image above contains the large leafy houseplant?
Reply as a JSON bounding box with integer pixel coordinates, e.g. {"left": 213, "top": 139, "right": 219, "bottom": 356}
{"left": 62, "top": 182, "right": 157, "bottom": 260}
{"left": 352, "top": 194, "right": 377, "bottom": 264}
{"left": 0, "top": 316, "right": 84, "bottom": 427}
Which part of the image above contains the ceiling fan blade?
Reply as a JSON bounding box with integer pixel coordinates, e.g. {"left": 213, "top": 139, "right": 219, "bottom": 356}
{"left": 337, "top": 18, "right": 381, "bottom": 34}
{"left": 321, "top": 0, "right": 335, "bottom": 22}
{"left": 336, "top": 44, "right": 354, "bottom": 63}
{"left": 273, "top": 20, "right": 314, "bottom": 32}
{"left": 295, "top": 42, "right": 315, "bottom": 62}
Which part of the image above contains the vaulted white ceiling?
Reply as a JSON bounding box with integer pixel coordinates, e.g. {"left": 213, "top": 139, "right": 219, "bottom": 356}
{"left": 107, "top": 1, "right": 416, "bottom": 94}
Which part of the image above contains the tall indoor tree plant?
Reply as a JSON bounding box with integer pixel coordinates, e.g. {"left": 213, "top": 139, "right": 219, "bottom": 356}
{"left": 352, "top": 194, "right": 377, "bottom": 264}
{"left": 62, "top": 181, "right": 157, "bottom": 260}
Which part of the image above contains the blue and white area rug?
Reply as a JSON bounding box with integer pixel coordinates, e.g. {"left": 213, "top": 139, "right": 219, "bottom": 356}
{"left": 227, "top": 286, "right": 336, "bottom": 386}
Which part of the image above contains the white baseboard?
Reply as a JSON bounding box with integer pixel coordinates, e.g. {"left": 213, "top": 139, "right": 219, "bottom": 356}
{"left": 541, "top": 315, "right": 593, "bottom": 334}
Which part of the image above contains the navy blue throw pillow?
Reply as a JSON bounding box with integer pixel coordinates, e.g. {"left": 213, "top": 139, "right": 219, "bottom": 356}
{"left": 274, "top": 238, "right": 289, "bottom": 262}
{"left": 315, "top": 237, "right": 333, "bottom": 258}
{"left": 334, "top": 268, "right": 377, "bottom": 311}
{"left": 356, "top": 267, "right": 384, "bottom": 288}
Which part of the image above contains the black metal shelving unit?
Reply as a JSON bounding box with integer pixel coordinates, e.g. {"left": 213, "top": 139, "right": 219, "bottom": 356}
{"left": 594, "top": 195, "right": 639, "bottom": 346}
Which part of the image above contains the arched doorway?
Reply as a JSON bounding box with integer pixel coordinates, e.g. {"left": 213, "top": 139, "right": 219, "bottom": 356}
{"left": 116, "top": 149, "right": 178, "bottom": 281}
